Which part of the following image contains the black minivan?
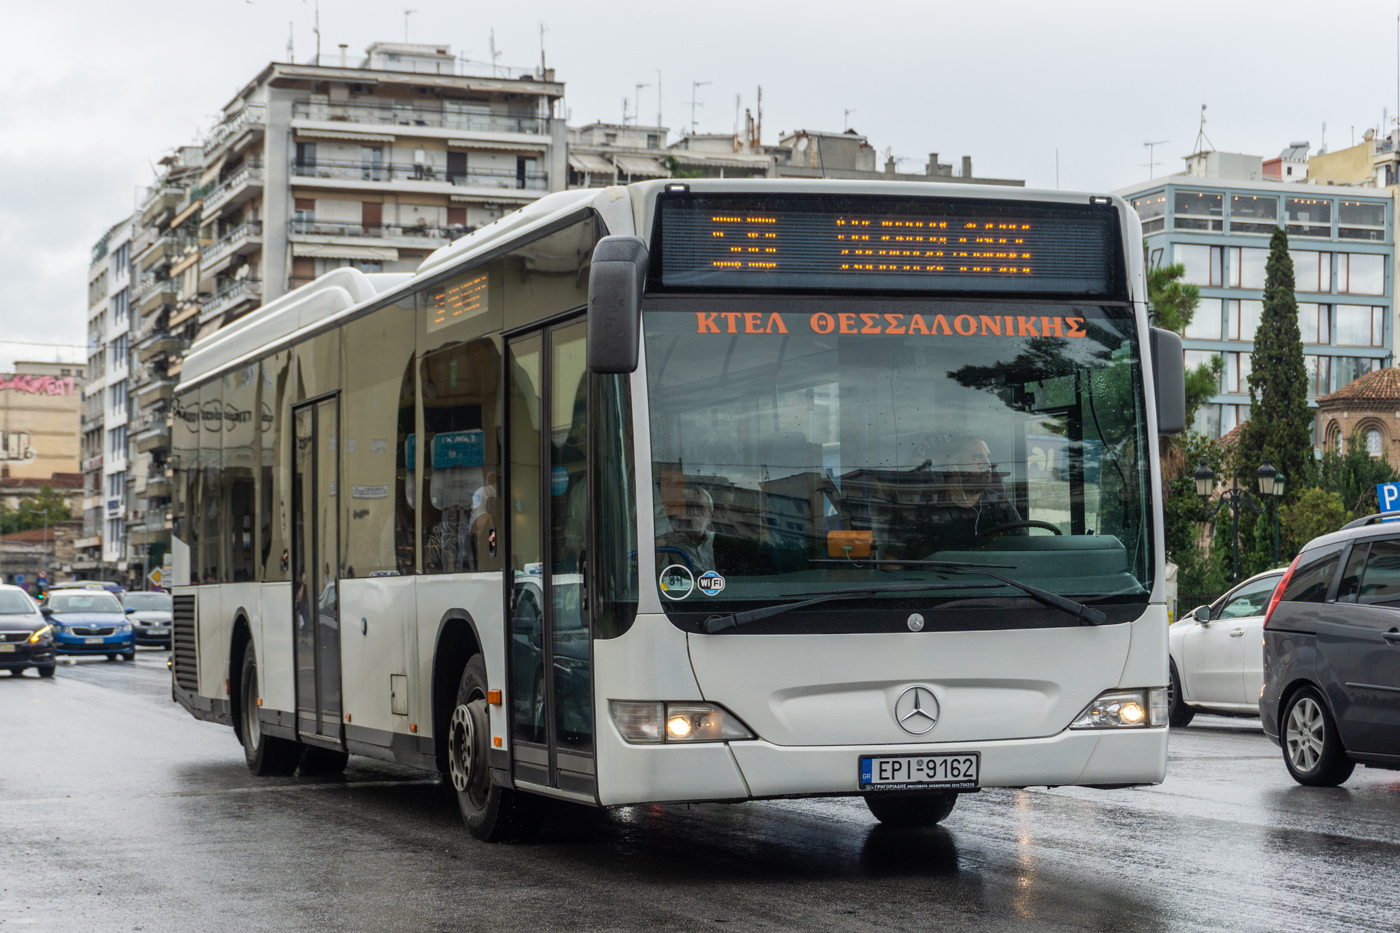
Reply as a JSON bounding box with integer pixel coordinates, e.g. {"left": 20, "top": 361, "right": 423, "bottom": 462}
{"left": 1261, "top": 516, "right": 1400, "bottom": 786}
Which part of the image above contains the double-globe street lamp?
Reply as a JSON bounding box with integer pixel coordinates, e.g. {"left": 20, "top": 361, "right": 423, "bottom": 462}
{"left": 1194, "top": 458, "right": 1287, "bottom": 581}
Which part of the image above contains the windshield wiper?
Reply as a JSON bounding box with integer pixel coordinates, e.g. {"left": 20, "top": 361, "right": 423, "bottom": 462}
{"left": 702, "top": 582, "right": 1001, "bottom": 634}
{"left": 894, "top": 560, "right": 1107, "bottom": 625}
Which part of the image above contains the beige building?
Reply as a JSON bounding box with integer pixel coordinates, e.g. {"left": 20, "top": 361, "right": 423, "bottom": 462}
{"left": 1315, "top": 365, "right": 1400, "bottom": 465}
{"left": 0, "top": 360, "right": 85, "bottom": 480}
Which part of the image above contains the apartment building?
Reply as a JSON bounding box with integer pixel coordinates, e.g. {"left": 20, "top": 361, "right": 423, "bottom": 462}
{"left": 77, "top": 217, "right": 135, "bottom": 576}
{"left": 195, "top": 41, "right": 565, "bottom": 324}
{"left": 0, "top": 360, "right": 84, "bottom": 481}
{"left": 1119, "top": 160, "right": 1393, "bottom": 442}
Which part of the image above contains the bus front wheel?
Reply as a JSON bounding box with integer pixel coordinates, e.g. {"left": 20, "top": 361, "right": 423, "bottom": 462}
{"left": 448, "top": 654, "right": 543, "bottom": 842}
{"left": 863, "top": 790, "right": 958, "bottom": 827}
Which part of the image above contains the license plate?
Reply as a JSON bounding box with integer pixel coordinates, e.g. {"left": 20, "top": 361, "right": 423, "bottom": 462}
{"left": 85, "top": 637, "right": 104, "bottom": 644}
{"left": 859, "top": 753, "right": 980, "bottom": 790}
{"left": 0, "top": 644, "right": 14, "bottom": 653}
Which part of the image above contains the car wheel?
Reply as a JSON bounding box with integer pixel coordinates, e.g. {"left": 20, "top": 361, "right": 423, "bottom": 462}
{"left": 1168, "top": 660, "right": 1196, "bottom": 728}
{"left": 1281, "top": 687, "right": 1355, "bottom": 787}
{"left": 864, "top": 791, "right": 959, "bottom": 827}
{"left": 106, "top": 654, "right": 117, "bottom": 661}
{"left": 122, "top": 651, "right": 136, "bottom": 661}
{"left": 240, "top": 643, "right": 301, "bottom": 776}
{"left": 37, "top": 665, "right": 55, "bottom": 679}
{"left": 448, "top": 654, "right": 544, "bottom": 842}
{"left": 299, "top": 746, "right": 349, "bottom": 776}
{"left": 7, "top": 668, "right": 24, "bottom": 677}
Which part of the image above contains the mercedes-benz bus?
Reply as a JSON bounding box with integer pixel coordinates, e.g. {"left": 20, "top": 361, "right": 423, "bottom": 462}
{"left": 170, "top": 179, "right": 1185, "bottom": 840}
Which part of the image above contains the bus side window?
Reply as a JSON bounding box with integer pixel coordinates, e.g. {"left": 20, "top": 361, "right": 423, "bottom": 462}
{"left": 199, "top": 380, "right": 223, "bottom": 585}
{"left": 260, "top": 351, "right": 292, "bottom": 582}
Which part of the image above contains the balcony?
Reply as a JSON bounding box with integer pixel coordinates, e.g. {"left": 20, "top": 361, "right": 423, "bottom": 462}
{"left": 203, "top": 161, "right": 264, "bottom": 216}
{"left": 140, "top": 186, "right": 183, "bottom": 227}
{"left": 137, "top": 333, "right": 183, "bottom": 364}
{"left": 136, "top": 231, "right": 189, "bottom": 272}
{"left": 204, "top": 104, "right": 266, "bottom": 157}
{"left": 202, "top": 278, "right": 262, "bottom": 320}
{"left": 201, "top": 221, "right": 263, "bottom": 276}
{"left": 134, "top": 278, "right": 178, "bottom": 315}
{"left": 290, "top": 219, "right": 466, "bottom": 247}
{"left": 291, "top": 99, "right": 550, "bottom": 136}
{"left": 291, "top": 159, "right": 547, "bottom": 192}
{"left": 136, "top": 378, "right": 174, "bottom": 410}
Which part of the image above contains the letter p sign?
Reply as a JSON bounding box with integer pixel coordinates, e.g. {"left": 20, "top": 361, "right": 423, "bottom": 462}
{"left": 1378, "top": 482, "right": 1400, "bottom": 518}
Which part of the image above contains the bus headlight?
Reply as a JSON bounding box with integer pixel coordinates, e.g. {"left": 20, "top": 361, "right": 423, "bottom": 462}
{"left": 1070, "top": 689, "right": 1167, "bottom": 729}
{"left": 610, "top": 700, "right": 755, "bottom": 744}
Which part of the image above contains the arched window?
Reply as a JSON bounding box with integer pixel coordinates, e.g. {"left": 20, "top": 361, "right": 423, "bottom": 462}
{"left": 1365, "top": 427, "right": 1384, "bottom": 458}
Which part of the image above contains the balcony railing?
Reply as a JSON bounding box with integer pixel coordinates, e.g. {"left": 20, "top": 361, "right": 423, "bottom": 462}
{"left": 292, "top": 159, "right": 547, "bottom": 190}
{"left": 204, "top": 278, "right": 262, "bottom": 318}
{"left": 204, "top": 104, "right": 266, "bottom": 153}
{"left": 201, "top": 221, "right": 263, "bottom": 266}
{"left": 290, "top": 220, "right": 468, "bottom": 241}
{"left": 203, "top": 161, "right": 265, "bottom": 215}
{"left": 291, "top": 99, "right": 550, "bottom": 135}
{"left": 133, "top": 277, "right": 177, "bottom": 302}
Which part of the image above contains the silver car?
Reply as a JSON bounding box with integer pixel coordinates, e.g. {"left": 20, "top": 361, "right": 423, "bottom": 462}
{"left": 121, "top": 591, "right": 172, "bottom": 647}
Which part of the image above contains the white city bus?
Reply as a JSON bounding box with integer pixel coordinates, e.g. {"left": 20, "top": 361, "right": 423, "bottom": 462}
{"left": 171, "top": 179, "right": 1185, "bottom": 840}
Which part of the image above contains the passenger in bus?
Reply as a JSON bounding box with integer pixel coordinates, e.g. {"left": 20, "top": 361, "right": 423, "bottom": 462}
{"left": 655, "top": 485, "right": 716, "bottom": 572}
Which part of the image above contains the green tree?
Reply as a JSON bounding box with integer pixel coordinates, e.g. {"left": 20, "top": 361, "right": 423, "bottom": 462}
{"left": 1279, "top": 487, "right": 1350, "bottom": 555}
{"left": 1315, "top": 431, "right": 1400, "bottom": 517}
{"left": 1146, "top": 261, "right": 1222, "bottom": 432}
{"left": 1236, "top": 227, "right": 1312, "bottom": 576}
{"left": 9, "top": 484, "right": 71, "bottom": 533}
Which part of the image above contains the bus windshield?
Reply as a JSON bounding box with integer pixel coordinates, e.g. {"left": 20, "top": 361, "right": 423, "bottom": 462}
{"left": 643, "top": 296, "right": 1154, "bottom": 630}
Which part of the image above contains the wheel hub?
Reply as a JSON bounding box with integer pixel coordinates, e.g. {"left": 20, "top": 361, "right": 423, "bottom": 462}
{"left": 448, "top": 703, "right": 475, "bottom": 793}
{"left": 1286, "top": 697, "right": 1324, "bottom": 772}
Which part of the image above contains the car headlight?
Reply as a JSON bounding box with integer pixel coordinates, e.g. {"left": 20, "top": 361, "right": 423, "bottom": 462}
{"left": 610, "top": 700, "right": 755, "bottom": 744}
{"left": 119, "top": 623, "right": 133, "bottom": 633}
{"left": 28, "top": 625, "right": 52, "bottom": 644}
{"left": 1070, "top": 689, "right": 1168, "bottom": 729}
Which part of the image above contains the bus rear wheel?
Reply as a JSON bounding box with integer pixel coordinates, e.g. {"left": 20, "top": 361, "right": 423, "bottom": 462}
{"left": 240, "top": 644, "right": 301, "bottom": 776}
{"left": 448, "top": 654, "right": 543, "bottom": 842}
{"left": 864, "top": 791, "right": 959, "bottom": 827}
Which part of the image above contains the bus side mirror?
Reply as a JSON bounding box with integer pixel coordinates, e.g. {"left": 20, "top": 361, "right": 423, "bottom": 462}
{"left": 588, "top": 236, "right": 649, "bottom": 374}
{"left": 1149, "top": 327, "right": 1186, "bottom": 435}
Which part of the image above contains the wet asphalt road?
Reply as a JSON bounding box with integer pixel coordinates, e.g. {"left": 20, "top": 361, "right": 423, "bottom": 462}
{"left": 2, "top": 653, "right": 1399, "bottom": 933}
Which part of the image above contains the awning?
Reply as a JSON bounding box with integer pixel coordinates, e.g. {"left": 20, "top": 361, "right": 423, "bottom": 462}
{"left": 295, "top": 128, "right": 396, "bottom": 143}
{"left": 169, "top": 250, "right": 200, "bottom": 277}
{"left": 613, "top": 155, "right": 669, "bottom": 177}
{"left": 448, "top": 138, "right": 549, "bottom": 152}
{"left": 568, "top": 152, "right": 614, "bottom": 174}
{"left": 169, "top": 199, "right": 202, "bottom": 229}
{"left": 291, "top": 243, "right": 399, "bottom": 261}
{"left": 168, "top": 304, "right": 199, "bottom": 328}
{"left": 197, "top": 152, "right": 228, "bottom": 189}
{"left": 193, "top": 319, "right": 221, "bottom": 342}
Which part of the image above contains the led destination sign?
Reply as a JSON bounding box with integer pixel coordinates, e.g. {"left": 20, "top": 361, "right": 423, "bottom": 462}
{"left": 657, "top": 195, "right": 1121, "bottom": 296}
{"left": 427, "top": 271, "right": 488, "bottom": 333}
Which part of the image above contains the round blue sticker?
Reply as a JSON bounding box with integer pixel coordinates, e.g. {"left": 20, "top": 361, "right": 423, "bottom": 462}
{"left": 697, "top": 570, "right": 726, "bottom": 596}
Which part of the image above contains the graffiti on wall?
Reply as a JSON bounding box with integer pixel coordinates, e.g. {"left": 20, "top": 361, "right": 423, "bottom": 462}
{"left": 0, "top": 431, "right": 36, "bottom": 463}
{"left": 0, "top": 375, "right": 76, "bottom": 396}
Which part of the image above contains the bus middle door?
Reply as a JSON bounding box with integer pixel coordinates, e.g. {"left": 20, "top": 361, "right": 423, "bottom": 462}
{"left": 504, "top": 317, "right": 595, "bottom": 799}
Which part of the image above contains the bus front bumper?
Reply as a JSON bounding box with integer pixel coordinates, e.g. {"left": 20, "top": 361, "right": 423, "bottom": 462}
{"left": 596, "top": 725, "right": 1168, "bottom": 806}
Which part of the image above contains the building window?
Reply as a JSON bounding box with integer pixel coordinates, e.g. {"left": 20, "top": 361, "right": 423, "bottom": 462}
{"left": 295, "top": 142, "right": 317, "bottom": 173}
{"left": 1184, "top": 298, "right": 1223, "bottom": 339}
{"left": 1183, "top": 349, "right": 1221, "bottom": 387}
{"left": 1230, "top": 194, "right": 1279, "bottom": 235}
{"left": 1366, "top": 428, "right": 1384, "bottom": 458}
{"left": 1193, "top": 402, "right": 1221, "bottom": 438}
{"left": 1224, "top": 351, "right": 1252, "bottom": 394}
{"left": 292, "top": 198, "right": 315, "bottom": 234}
{"left": 1132, "top": 192, "right": 1167, "bottom": 235}
{"left": 1338, "top": 200, "right": 1386, "bottom": 241}
{"left": 646, "top": 133, "right": 660, "bottom": 150}
{"left": 1331, "top": 356, "right": 1383, "bottom": 392}
{"left": 1221, "top": 403, "right": 1250, "bottom": 435}
{"left": 604, "top": 132, "right": 618, "bottom": 145}
{"left": 1340, "top": 253, "right": 1385, "bottom": 295}
{"left": 1227, "top": 247, "right": 1268, "bottom": 289}
{"left": 1285, "top": 198, "right": 1332, "bottom": 238}
{"left": 1174, "top": 191, "right": 1222, "bottom": 231}
{"left": 1176, "top": 244, "right": 1223, "bottom": 286}
{"left": 1298, "top": 304, "right": 1331, "bottom": 344}
{"left": 1304, "top": 355, "right": 1331, "bottom": 396}
{"left": 111, "top": 287, "right": 130, "bottom": 322}
{"left": 1292, "top": 250, "right": 1333, "bottom": 293}
{"left": 113, "top": 241, "right": 130, "bottom": 271}
{"left": 1334, "top": 305, "right": 1386, "bottom": 347}
{"left": 1226, "top": 300, "right": 1262, "bottom": 341}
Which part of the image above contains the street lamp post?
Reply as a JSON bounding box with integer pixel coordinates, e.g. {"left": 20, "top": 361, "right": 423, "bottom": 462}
{"left": 1255, "top": 460, "right": 1287, "bottom": 566}
{"left": 1195, "top": 457, "right": 1276, "bottom": 583}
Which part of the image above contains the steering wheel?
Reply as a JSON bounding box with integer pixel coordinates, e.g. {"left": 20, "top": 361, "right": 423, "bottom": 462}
{"left": 977, "top": 520, "right": 1062, "bottom": 537}
{"left": 653, "top": 546, "right": 695, "bottom": 572}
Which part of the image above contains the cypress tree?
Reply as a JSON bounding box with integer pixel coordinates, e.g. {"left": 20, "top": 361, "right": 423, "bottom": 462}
{"left": 1238, "top": 227, "right": 1312, "bottom": 572}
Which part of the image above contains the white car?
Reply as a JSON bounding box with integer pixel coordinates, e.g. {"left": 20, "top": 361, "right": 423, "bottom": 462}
{"left": 120, "top": 591, "right": 173, "bottom": 647}
{"left": 1168, "top": 568, "right": 1285, "bottom": 727}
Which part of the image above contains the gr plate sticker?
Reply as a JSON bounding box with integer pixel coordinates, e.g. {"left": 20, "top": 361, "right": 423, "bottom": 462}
{"left": 697, "top": 570, "right": 726, "bottom": 595}
{"left": 659, "top": 564, "right": 695, "bottom": 600}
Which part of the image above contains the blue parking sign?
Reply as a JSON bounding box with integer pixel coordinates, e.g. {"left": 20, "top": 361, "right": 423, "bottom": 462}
{"left": 1377, "top": 482, "right": 1400, "bottom": 519}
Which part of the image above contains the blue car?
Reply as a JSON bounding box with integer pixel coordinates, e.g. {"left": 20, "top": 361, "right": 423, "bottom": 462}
{"left": 43, "top": 590, "right": 136, "bottom": 661}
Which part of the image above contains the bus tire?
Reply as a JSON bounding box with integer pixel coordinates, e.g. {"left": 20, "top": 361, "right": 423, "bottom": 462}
{"left": 240, "top": 644, "right": 301, "bottom": 777}
{"left": 863, "top": 791, "right": 958, "bottom": 827}
{"left": 449, "top": 654, "right": 543, "bottom": 842}
{"left": 299, "top": 746, "right": 349, "bottom": 776}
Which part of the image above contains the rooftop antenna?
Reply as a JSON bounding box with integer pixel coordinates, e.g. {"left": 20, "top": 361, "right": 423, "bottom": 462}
{"left": 286, "top": 21, "right": 294, "bottom": 63}
{"left": 404, "top": 9, "right": 415, "bottom": 43}
{"left": 690, "top": 80, "right": 710, "bottom": 136}
{"left": 1142, "top": 139, "right": 1169, "bottom": 178}
{"left": 489, "top": 29, "right": 502, "bottom": 77}
{"left": 635, "top": 82, "right": 651, "bottom": 126}
{"left": 656, "top": 69, "right": 663, "bottom": 131}
{"left": 1320, "top": 121, "right": 1327, "bottom": 154}
{"left": 1192, "top": 104, "right": 1214, "bottom": 155}
{"left": 622, "top": 96, "right": 629, "bottom": 125}
{"left": 313, "top": 0, "right": 321, "bottom": 64}
{"left": 734, "top": 93, "right": 741, "bottom": 142}
{"left": 756, "top": 85, "right": 762, "bottom": 147}
{"left": 844, "top": 108, "right": 856, "bottom": 131}
{"left": 539, "top": 21, "right": 548, "bottom": 72}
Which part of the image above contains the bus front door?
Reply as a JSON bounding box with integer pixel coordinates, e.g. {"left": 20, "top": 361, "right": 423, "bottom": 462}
{"left": 292, "top": 396, "right": 344, "bottom": 748}
{"left": 505, "top": 318, "right": 595, "bottom": 799}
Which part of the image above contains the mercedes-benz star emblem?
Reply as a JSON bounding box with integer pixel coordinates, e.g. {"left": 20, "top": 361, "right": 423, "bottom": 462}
{"left": 894, "top": 686, "right": 940, "bottom": 735}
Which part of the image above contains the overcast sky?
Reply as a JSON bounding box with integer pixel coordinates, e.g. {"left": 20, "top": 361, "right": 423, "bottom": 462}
{"left": 3, "top": 0, "right": 1399, "bottom": 370}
